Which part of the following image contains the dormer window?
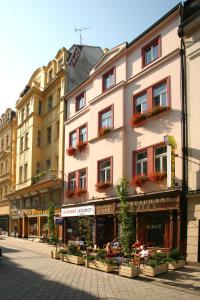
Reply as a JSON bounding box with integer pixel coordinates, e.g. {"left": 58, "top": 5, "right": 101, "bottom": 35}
{"left": 49, "top": 69, "right": 53, "bottom": 81}
{"left": 102, "top": 67, "right": 115, "bottom": 91}
{"left": 142, "top": 37, "right": 161, "bottom": 67}
{"left": 75, "top": 92, "right": 85, "bottom": 112}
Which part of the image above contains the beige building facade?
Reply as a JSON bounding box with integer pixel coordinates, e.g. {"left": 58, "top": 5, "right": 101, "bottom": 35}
{"left": 8, "top": 45, "right": 103, "bottom": 239}
{"left": 0, "top": 108, "right": 16, "bottom": 233}
{"left": 63, "top": 5, "right": 183, "bottom": 250}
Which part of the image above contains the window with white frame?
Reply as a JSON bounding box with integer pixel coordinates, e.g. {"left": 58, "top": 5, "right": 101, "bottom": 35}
{"left": 69, "top": 173, "right": 76, "bottom": 191}
{"left": 70, "top": 131, "right": 77, "bottom": 147}
{"left": 76, "top": 92, "right": 85, "bottom": 111}
{"left": 135, "top": 93, "right": 148, "bottom": 113}
{"left": 153, "top": 82, "right": 167, "bottom": 107}
{"left": 98, "top": 158, "right": 111, "bottom": 183}
{"left": 47, "top": 95, "right": 53, "bottom": 111}
{"left": 99, "top": 108, "right": 112, "bottom": 129}
{"left": 103, "top": 68, "right": 115, "bottom": 91}
{"left": 79, "top": 126, "right": 87, "bottom": 142}
{"left": 79, "top": 169, "right": 86, "bottom": 189}
{"left": 154, "top": 146, "right": 167, "bottom": 172}
{"left": 136, "top": 151, "right": 148, "bottom": 175}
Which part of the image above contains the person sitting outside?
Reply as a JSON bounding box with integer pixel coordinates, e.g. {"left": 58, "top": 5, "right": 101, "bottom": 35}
{"left": 76, "top": 236, "right": 84, "bottom": 250}
{"left": 138, "top": 245, "right": 149, "bottom": 261}
{"left": 105, "top": 242, "right": 115, "bottom": 257}
{"left": 132, "top": 239, "right": 142, "bottom": 251}
{"left": 111, "top": 239, "right": 120, "bottom": 248}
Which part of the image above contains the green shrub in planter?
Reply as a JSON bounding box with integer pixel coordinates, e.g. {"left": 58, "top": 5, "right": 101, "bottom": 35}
{"left": 86, "top": 255, "right": 96, "bottom": 261}
{"left": 167, "top": 248, "right": 184, "bottom": 262}
{"left": 68, "top": 243, "right": 83, "bottom": 257}
{"left": 96, "top": 249, "right": 106, "bottom": 260}
{"left": 144, "top": 252, "right": 167, "bottom": 267}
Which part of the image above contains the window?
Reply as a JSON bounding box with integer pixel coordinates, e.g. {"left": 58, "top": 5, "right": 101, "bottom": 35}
{"left": 5, "top": 160, "right": 8, "bottom": 173}
{"left": 5, "top": 185, "right": 8, "bottom": 195}
{"left": 49, "top": 69, "right": 53, "bottom": 81}
{"left": 20, "top": 136, "right": 24, "bottom": 152}
{"left": 19, "top": 166, "right": 23, "bottom": 183}
{"left": 47, "top": 127, "right": 51, "bottom": 144}
{"left": 98, "top": 158, "right": 112, "bottom": 183}
{"left": 1, "top": 138, "right": 4, "bottom": 151}
{"left": 69, "top": 172, "right": 76, "bottom": 191}
{"left": 57, "top": 87, "right": 61, "bottom": 101}
{"left": 136, "top": 151, "right": 148, "bottom": 175}
{"left": 6, "top": 134, "right": 9, "bottom": 148}
{"left": 1, "top": 162, "right": 4, "bottom": 175}
{"left": 36, "top": 162, "right": 40, "bottom": 174}
{"left": 37, "top": 130, "right": 41, "bottom": 147}
{"left": 0, "top": 188, "right": 2, "bottom": 199}
{"left": 153, "top": 82, "right": 167, "bottom": 107}
{"left": 47, "top": 95, "right": 53, "bottom": 111}
{"left": 25, "top": 132, "right": 29, "bottom": 149}
{"left": 24, "top": 164, "right": 28, "bottom": 181}
{"left": 75, "top": 92, "right": 85, "bottom": 112}
{"left": 58, "top": 57, "right": 63, "bottom": 70}
{"left": 99, "top": 107, "right": 112, "bottom": 129}
{"left": 56, "top": 121, "right": 59, "bottom": 139}
{"left": 155, "top": 146, "right": 167, "bottom": 172}
{"left": 55, "top": 155, "right": 58, "bottom": 171}
{"left": 133, "top": 78, "right": 169, "bottom": 114}
{"left": 26, "top": 103, "right": 30, "bottom": 117}
{"left": 46, "top": 159, "right": 51, "bottom": 170}
{"left": 102, "top": 68, "right": 115, "bottom": 91}
{"left": 79, "top": 125, "right": 87, "bottom": 142}
{"left": 142, "top": 37, "right": 160, "bottom": 67}
{"left": 70, "top": 131, "right": 77, "bottom": 147}
{"left": 135, "top": 93, "right": 147, "bottom": 113}
{"left": 38, "top": 100, "right": 42, "bottom": 115}
{"left": 21, "top": 108, "right": 25, "bottom": 122}
{"left": 79, "top": 169, "right": 86, "bottom": 189}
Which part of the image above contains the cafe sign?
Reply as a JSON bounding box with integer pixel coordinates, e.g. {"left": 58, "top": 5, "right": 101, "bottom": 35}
{"left": 61, "top": 205, "right": 95, "bottom": 217}
{"left": 96, "top": 204, "right": 115, "bottom": 215}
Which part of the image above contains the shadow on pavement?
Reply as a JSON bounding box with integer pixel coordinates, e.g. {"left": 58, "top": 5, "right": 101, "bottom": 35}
{"left": 0, "top": 245, "right": 98, "bottom": 300}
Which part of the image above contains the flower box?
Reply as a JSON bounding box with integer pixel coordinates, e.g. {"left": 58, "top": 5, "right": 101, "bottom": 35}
{"left": 65, "top": 190, "right": 75, "bottom": 198}
{"left": 95, "top": 181, "right": 112, "bottom": 192}
{"left": 63, "top": 254, "right": 85, "bottom": 265}
{"left": 51, "top": 250, "right": 60, "bottom": 259}
{"left": 168, "top": 260, "right": 186, "bottom": 270}
{"left": 142, "top": 263, "right": 168, "bottom": 277}
{"left": 149, "top": 171, "right": 167, "bottom": 182}
{"left": 87, "top": 260, "right": 115, "bottom": 273}
{"left": 75, "top": 188, "right": 87, "bottom": 196}
{"left": 77, "top": 141, "right": 88, "bottom": 152}
{"left": 98, "top": 127, "right": 112, "bottom": 137}
{"left": 67, "top": 147, "right": 76, "bottom": 156}
{"left": 132, "top": 175, "right": 149, "bottom": 187}
{"left": 119, "top": 265, "right": 139, "bottom": 278}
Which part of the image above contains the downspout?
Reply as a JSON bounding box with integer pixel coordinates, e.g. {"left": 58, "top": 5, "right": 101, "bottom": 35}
{"left": 178, "top": 4, "right": 188, "bottom": 256}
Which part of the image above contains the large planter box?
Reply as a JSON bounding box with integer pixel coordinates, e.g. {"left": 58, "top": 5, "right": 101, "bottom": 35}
{"left": 51, "top": 250, "right": 60, "bottom": 259}
{"left": 63, "top": 254, "right": 85, "bottom": 265}
{"left": 119, "top": 265, "right": 139, "bottom": 278}
{"left": 87, "top": 260, "right": 115, "bottom": 273}
{"left": 168, "top": 260, "right": 186, "bottom": 270}
{"left": 142, "top": 263, "right": 168, "bottom": 277}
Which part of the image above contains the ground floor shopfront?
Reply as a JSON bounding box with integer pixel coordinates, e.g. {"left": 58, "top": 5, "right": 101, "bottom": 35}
{"left": 62, "top": 189, "right": 182, "bottom": 250}
{"left": 0, "top": 204, "right": 9, "bottom": 233}
{"left": 187, "top": 191, "right": 200, "bottom": 263}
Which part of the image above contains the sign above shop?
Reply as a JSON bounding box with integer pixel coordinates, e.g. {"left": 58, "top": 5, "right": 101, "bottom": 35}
{"left": 96, "top": 204, "right": 115, "bottom": 215}
{"left": 61, "top": 205, "right": 95, "bottom": 217}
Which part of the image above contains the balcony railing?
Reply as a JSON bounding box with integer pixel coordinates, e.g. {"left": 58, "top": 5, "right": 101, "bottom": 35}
{"left": 32, "top": 170, "right": 58, "bottom": 185}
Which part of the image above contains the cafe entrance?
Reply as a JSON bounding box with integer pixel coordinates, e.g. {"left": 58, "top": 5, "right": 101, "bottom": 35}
{"left": 96, "top": 215, "right": 114, "bottom": 248}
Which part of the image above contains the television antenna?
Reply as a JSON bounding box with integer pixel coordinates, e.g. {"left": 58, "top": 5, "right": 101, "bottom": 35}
{"left": 75, "top": 26, "right": 92, "bottom": 45}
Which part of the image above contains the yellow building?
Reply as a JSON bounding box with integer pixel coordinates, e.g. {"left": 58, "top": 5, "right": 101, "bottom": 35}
{"left": 8, "top": 45, "right": 103, "bottom": 239}
{"left": 0, "top": 108, "right": 16, "bottom": 234}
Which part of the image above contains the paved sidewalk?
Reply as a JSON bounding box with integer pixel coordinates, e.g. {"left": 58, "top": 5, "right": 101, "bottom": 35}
{"left": 0, "top": 237, "right": 200, "bottom": 300}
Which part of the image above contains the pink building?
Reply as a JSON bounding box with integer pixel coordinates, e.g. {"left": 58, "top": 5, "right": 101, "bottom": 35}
{"left": 63, "top": 4, "right": 183, "bottom": 249}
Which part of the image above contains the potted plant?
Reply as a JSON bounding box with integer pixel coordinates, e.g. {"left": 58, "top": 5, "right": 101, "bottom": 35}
{"left": 132, "top": 175, "right": 149, "bottom": 187}
{"left": 77, "top": 141, "right": 88, "bottom": 152}
{"left": 149, "top": 106, "right": 169, "bottom": 117}
{"left": 95, "top": 181, "right": 112, "bottom": 191}
{"left": 63, "top": 243, "right": 85, "bottom": 265}
{"left": 129, "top": 112, "right": 147, "bottom": 127}
{"left": 167, "top": 248, "right": 186, "bottom": 270}
{"left": 59, "top": 249, "right": 68, "bottom": 261}
{"left": 86, "top": 250, "right": 117, "bottom": 273}
{"left": 98, "top": 127, "right": 112, "bottom": 137}
{"left": 149, "top": 171, "right": 167, "bottom": 182}
{"left": 65, "top": 190, "right": 75, "bottom": 198}
{"left": 119, "top": 257, "right": 139, "bottom": 278}
{"left": 75, "top": 188, "right": 87, "bottom": 196}
{"left": 66, "top": 146, "right": 76, "bottom": 156}
{"left": 142, "top": 252, "right": 168, "bottom": 277}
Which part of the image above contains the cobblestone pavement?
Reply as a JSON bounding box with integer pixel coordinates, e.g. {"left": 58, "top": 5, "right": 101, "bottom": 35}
{"left": 0, "top": 237, "right": 200, "bottom": 300}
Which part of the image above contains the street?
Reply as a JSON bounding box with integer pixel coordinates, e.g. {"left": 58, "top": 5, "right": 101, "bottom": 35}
{"left": 0, "top": 237, "right": 200, "bottom": 300}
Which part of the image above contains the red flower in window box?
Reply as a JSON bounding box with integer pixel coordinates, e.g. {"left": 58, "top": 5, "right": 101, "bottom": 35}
{"left": 149, "top": 171, "right": 167, "bottom": 182}
{"left": 98, "top": 127, "right": 112, "bottom": 137}
{"left": 65, "top": 190, "right": 75, "bottom": 198}
{"left": 76, "top": 141, "right": 88, "bottom": 152}
{"left": 75, "top": 188, "right": 87, "bottom": 196}
{"left": 148, "top": 106, "right": 169, "bottom": 117}
{"left": 95, "top": 181, "right": 112, "bottom": 191}
{"left": 66, "top": 146, "right": 76, "bottom": 156}
{"left": 129, "top": 113, "right": 147, "bottom": 127}
{"left": 132, "top": 175, "right": 149, "bottom": 187}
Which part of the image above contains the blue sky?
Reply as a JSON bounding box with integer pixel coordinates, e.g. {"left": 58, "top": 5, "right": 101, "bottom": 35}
{"left": 0, "top": 0, "right": 181, "bottom": 114}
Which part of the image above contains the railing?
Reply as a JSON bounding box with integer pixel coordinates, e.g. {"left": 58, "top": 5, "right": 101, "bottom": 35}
{"left": 32, "top": 170, "right": 58, "bottom": 185}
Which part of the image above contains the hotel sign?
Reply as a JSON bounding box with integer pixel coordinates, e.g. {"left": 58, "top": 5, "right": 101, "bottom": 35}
{"left": 61, "top": 205, "right": 95, "bottom": 217}
{"left": 130, "top": 197, "right": 179, "bottom": 211}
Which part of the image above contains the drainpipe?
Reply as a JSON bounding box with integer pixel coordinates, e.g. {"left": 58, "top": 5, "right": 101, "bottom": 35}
{"left": 178, "top": 4, "right": 188, "bottom": 256}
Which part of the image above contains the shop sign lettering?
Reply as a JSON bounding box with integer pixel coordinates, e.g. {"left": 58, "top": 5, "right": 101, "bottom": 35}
{"left": 10, "top": 208, "right": 61, "bottom": 217}
{"left": 96, "top": 204, "right": 114, "bottom": 215}
{"left": 61, "top": 205, "right": 95, "bottom": 217}
{"left": 147, "top": 224, "right": 162, "bottom": 230}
